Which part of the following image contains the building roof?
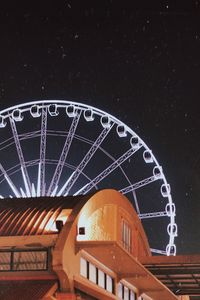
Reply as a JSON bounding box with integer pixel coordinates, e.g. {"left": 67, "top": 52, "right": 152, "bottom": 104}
{"left": 0, "top": 194, "right": 91, "bottom": 236}
{"left": 0, "top": 279, "right": 58, "bottom": 300}
{"left": 76, "top": 240, "right": 178, "bottom": 300}
{"left": 141, "top": 255, "right": 200, "bottom": 297}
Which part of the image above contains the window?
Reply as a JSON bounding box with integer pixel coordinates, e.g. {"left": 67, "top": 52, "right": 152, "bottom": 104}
{"left": 122, "top": 219, "right": 132, "bottom": 252}
{"left": 118, "top": 282, "right": 123, "bottom": 299}
{"left": 118, "top": 282, "right": 137, "bottom": 300}
{"left": 130, "top": 290, "right": 136, "bottom": 300}
{"left": 80, "top": 257, "right": 87, "bottom": 278}
{"left": 13, "top": 251, "right": 47, "bottom": 271}
{"left": 89, "top": 262, "right": 96, "bottom": 283}
{"left": 0, "top": 252, "right": 11, "bottom": 271}
{"left": 106, "top": 274, "right": 113, "bottom": 293}
{"left": 80, "top": 257, "right": 114, "bottom": 294}
{"left": 124, "top": 286, "right": 129, "bottom": 300}
{"left": 0, "top": 250, "right": 48, "bottom": 272}
{"left": 98, "top": 269, "right": 105, "bottom": 289}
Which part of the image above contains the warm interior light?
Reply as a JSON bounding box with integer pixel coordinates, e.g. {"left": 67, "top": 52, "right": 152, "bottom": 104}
{"left": 77, "top": 205, "right": 103, "bottom": 241}
{"left": 44, "top": 216, "right": 58, "bottom": 232}
{"left": 43, "top": 209, "right": 71, "bottom": 233}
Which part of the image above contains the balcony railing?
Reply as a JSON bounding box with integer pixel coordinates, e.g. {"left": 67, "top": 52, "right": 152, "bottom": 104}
{"left": 0, "top": 249, "right": 48, "bottom": 272}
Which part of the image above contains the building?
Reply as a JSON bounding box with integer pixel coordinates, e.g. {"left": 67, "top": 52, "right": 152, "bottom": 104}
{"left": 0, "top": 189, "right": 192, "bottom": 300}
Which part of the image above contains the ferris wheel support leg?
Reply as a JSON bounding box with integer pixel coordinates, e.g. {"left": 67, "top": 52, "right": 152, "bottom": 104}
{"left": 58, "top": 125, "right": 114, "bottom": 196}
{"left": 9, "top": 117, "right": 32, "bottom": 197}
{"left": 47, "top": 111, "right": 81, "bottom": 196}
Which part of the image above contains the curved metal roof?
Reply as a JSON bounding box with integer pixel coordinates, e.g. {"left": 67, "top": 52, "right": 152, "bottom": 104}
{"left": 0, "top": 195, "right": 91, "bottom": 236}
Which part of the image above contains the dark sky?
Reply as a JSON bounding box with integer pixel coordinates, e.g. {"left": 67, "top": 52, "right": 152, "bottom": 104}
{"left": 0, "top": 0, "right": 200, "bottom": 254}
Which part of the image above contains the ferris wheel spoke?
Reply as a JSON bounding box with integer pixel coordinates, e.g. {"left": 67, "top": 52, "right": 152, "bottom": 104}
{"left": 57, "top": 125, "right": 114, "bottom": 196}
{"left": 119, "top": 175, "right": 159, "bottom": 195}
{"left": 20, "top": 187, "right": 27, "bottom": 198}
{"left": 74, "top": 146, "right": 142, "bottom": 195}
{"left": 31, "top": 183, "right": 36, "bottom": 197}
{"left": 132, "top": 190, "right": 141, "bottom": 214}
{"left": 139, "top": 211, "right": 167, "bottom": 219}
{"left": 20, "top": 130, "right": 40, "bottom": 141}
{"left": 150, "top": 248, "right": 166, "bottom": 255}
{"left": 9, "top": 117, "right": 32, "bottom": 197}
{"left": 47, "top": 111, "right": 81, "bottom": 196}
{"left": 0, "top": 163, "right": 21, "bottom": 198}
{"left": 37, "top": 107, "right": 47, "bottom": 197}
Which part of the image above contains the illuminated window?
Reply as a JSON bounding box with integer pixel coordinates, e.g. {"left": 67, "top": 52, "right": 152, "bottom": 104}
{"left": 130, "top": 290, "right": 136, "bottom": 300}
{"left": 124, "top": 286, "right": 129, "bottom": 300}
{"left": 118, "top": 282, "right": 137, "bottom": 300}
{"left": 122, "top": 219, "right": 132, "bottom": 252}
{"left": 89, "top": 262, "right": 96, "bottom": 283}
{"left": 106, "top": 274, "right": 113, "bottom": 293}
{"left": 118, "top": 282, "right": 123, "bottom": 299}
{"left": 80, "top": 257, "right": 114, "bottom": 294}
{"left": 98, "top": 269, "right": 105, "bottom": 289}
{"left": 80, "top": 257, "right": 87, "bottom": 278}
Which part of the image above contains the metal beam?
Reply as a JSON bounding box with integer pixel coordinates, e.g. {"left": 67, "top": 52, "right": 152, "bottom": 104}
{"left": 120, "top": 175, "right": 159, "bottom": 195}
{"left": 37, "top": 107, "right": 47, "bottom": 197}
{"left": 139, "top": 211, "right": 167, "bottom": 219}
{"left": 47, "top": 111, "right": 81, "bottom": 196}
{"left": 58, "top": 126, "right": 113, "bottom": 196}
{"left": 9, "top": 117, "right": 31, "bottom": 197}
{"left": 150, "top": 248, "right": 167, "bottom": 255}
{"left": 74, "top": 145, "right": 142, "bottom": 195}
{"left": 0, "top": 163, "right": 21, "bottom": 198}
{"left": 147, "top": 268, "right": 200, "bottom": 275}
{"left": 132, "top": 190, "right": 140, "bottom": 214}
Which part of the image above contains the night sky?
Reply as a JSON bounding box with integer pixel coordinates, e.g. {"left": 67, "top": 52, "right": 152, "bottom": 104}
{"left": 0, "top": 1, "right": 200, "bottom": 254}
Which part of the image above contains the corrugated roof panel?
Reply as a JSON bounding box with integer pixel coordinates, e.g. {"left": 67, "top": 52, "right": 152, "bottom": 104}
{"left": 0, "top": 194, "right": 91, "bottom": 236}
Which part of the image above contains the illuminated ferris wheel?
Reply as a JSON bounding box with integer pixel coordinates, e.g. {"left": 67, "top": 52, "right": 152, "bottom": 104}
{"left": 0, "top": 100, "right": 177, "bottom": 255}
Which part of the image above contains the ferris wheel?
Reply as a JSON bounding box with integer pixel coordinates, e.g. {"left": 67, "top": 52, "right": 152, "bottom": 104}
{"left": 0, "top": 100, "right": 177, "bottom": 255}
